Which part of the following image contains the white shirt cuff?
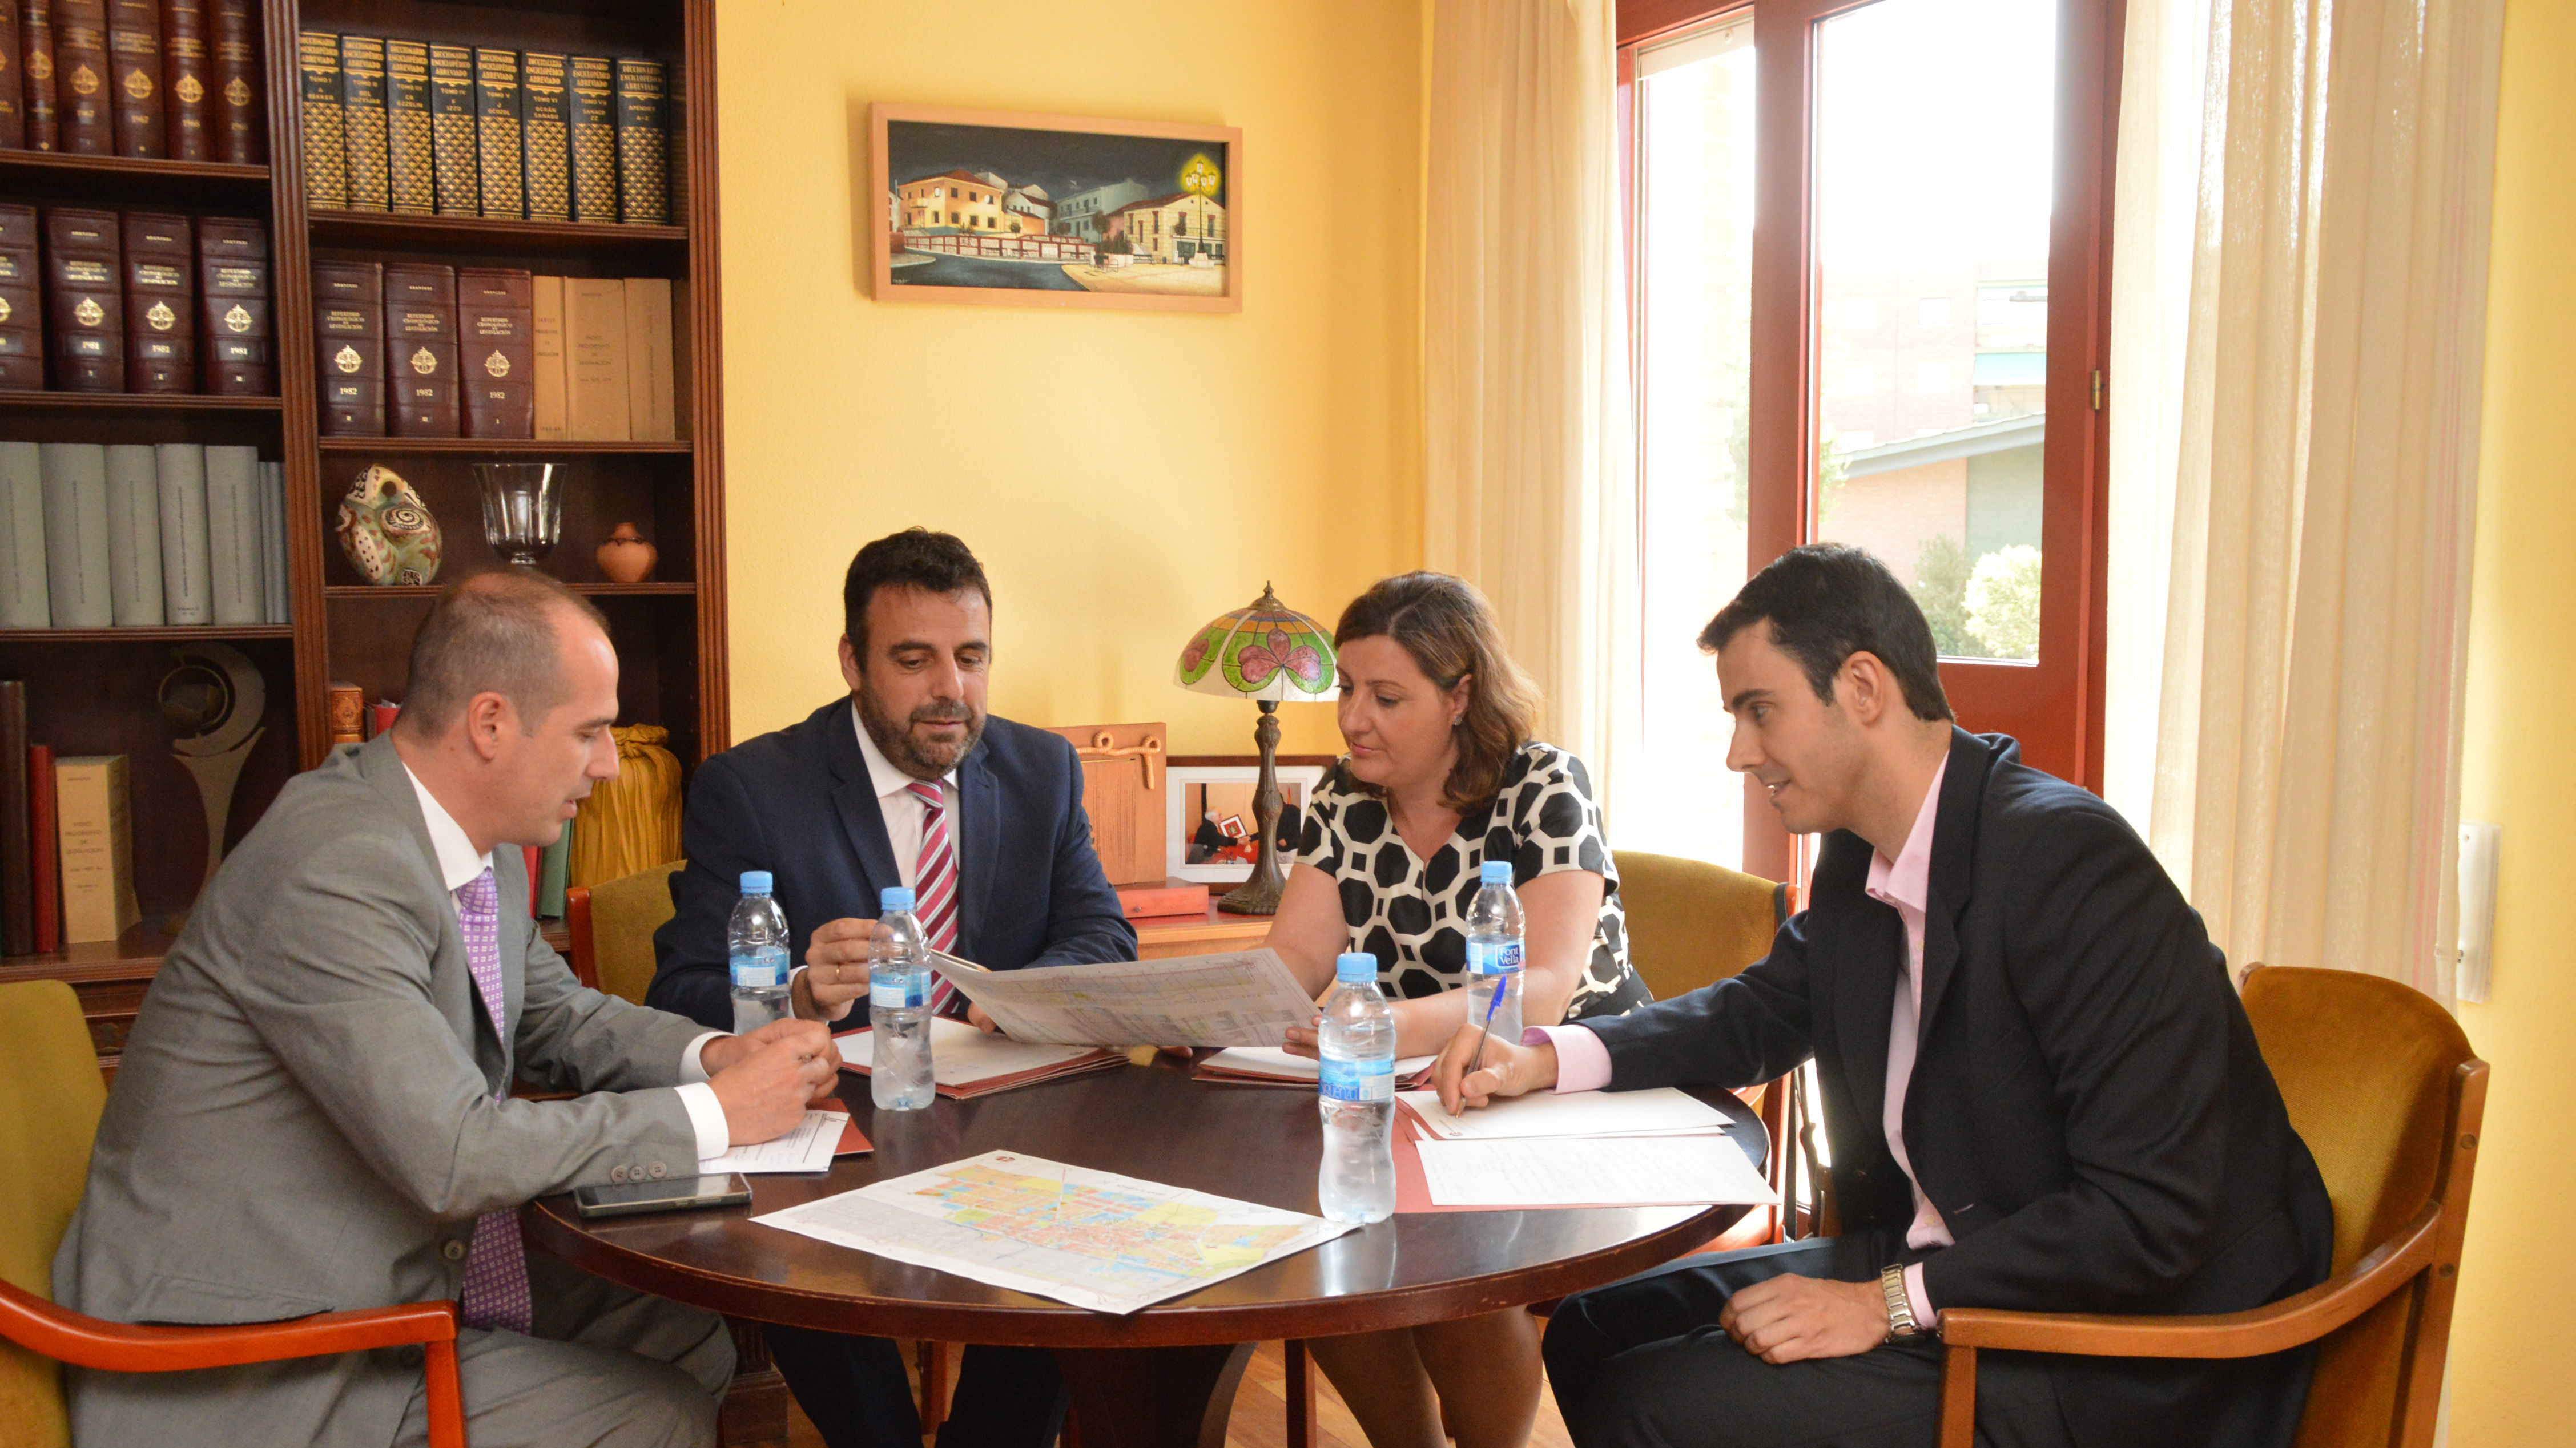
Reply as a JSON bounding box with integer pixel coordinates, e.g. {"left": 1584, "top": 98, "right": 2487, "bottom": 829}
{"left": 679, "top": 1031, "right": 723, "bottom": 1084}
{"left": 675, "top": 1081, "right": 731, "bottom": 1162}
{"left": 1903, "top": 1262, "right": 1939, "bottom": 1330}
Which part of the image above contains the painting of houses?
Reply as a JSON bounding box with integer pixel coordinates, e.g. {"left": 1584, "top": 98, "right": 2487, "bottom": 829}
{"left": 871, "top": 104, "right": 1242, "bottom": 313}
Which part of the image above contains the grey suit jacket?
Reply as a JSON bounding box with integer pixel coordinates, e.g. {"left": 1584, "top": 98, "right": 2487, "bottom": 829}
{"left": 53, "top": 735, "right": 709, "bottom": 1448}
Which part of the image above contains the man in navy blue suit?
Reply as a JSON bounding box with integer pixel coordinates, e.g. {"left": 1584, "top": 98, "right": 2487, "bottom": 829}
{"left": 649, "top": 527, "right": 1136, "bottom": 1448}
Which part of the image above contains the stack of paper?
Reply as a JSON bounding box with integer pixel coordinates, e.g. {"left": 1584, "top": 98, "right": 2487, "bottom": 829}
{"left": 834, "top": 1017, "right": 1125, "bottom": 1099}
{"left": 700, "top": 1109, "right": 868, "bottom": 1175}
{"left": 1396, "top": 1086, "right": 1736, "bottom": 1140}
{"left": 1388, "top": 1087, "right": 1773, "bottom": 1212}
{"left": 1194, "top": 1046, "right": 1439, "bottom": 1089}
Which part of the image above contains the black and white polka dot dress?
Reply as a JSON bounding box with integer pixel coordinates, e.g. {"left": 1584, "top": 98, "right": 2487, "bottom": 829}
{"left": 1295, "top": 741, "right": 1651, "bottom": 1022}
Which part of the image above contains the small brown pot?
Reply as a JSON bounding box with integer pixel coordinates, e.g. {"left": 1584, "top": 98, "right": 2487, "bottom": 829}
{"left": 596, "top": 522, "right": 658, "bottom": 583}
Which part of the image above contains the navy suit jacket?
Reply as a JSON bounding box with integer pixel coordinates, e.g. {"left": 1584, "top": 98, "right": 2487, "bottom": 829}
{"left": 647, "top": 699, "right": 1138, "bottom": 1030}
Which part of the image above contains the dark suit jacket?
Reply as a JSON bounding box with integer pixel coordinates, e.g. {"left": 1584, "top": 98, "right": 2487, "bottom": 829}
{"left": 649, "top": 699, "right": 1138, "bottom": 1029}
{"left": 1589, "top": 729, "right": 2333, "bottom": 1448}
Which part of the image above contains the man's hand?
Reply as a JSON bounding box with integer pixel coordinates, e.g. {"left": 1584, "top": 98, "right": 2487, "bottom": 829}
{"left": 706, "top": 1018, "right": 842, "bottom": 1144}
{"left": 1718, "top": 1274, "right": 1890, "bottom": 1364}
{"left": 967, "top": 1003, "right": 1000, "bottom": 1034}
{"left": 1432, "top": 1019, "right": 1559, "bottom": 1114}
{"left": 796, "top": 918, "right": 880, "bottom": 1023}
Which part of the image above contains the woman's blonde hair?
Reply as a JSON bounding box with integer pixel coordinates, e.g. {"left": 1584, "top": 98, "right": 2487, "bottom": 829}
{"left": 1334, "top": 572, "right": 1540, "bottom": 811}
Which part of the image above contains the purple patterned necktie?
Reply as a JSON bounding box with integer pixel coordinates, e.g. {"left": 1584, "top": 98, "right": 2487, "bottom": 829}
{"left": 453, "top": 865, "right": 533, "bottom": 1334}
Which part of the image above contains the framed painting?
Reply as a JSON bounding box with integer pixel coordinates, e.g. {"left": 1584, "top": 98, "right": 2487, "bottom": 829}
{"left": 1166, "top": 765, "right": 1325, "bottom": 884}
{"left": 870, "top": 103, "right": 1243, "bottom": 313}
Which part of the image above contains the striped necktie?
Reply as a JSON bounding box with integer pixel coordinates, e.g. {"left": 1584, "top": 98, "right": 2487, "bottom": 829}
{"left": 909, "top": 781, "right": 965, "bottom": 1016}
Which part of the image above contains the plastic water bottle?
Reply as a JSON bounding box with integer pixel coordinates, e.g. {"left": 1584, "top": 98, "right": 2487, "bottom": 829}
{"left": 1317, "top": 951, "right": 1398, "bottom": 1224}
{"left": 728, "top": 871, "right": 792, "bottom": 1034}
{"left": 1467, "top": 860, "right": 1526, "bottom": 1043}
{"left": 868, "top": 886, "right": 936, "bottom": 1111}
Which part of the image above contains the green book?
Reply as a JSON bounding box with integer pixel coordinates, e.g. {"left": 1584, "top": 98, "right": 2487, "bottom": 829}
{"left": 385, "top": 39, "right": 433, "bottom": 215}
{"left": 472, "top": 47, "right": 522, "bottom": 219}
{"left": 610, "top": 57, "right": 667, "bottom": 225}
{"left": 337, "top": 34, "right": 389, "bottom": 211}
{"left": 565, "top": 55, "right": 616, "bottom": 224}
{"left": 520, "top": 51, "right": 570, "bottom": 223}
{"left": 426, "top": 43, "right": 476, "bottom": 216}
{"left": 296, "top": 30, "right": 345, "bottom": 208}
{"left": 538, "top": 816, "right": 571, "bottom": 919}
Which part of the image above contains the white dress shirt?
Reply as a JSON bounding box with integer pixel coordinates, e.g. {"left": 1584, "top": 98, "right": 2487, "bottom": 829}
{"left": 850, "top": 701, "right": 964, "bottom": 886}
{"left": 403, "top": 763, "right": 730, "bottom": 1162}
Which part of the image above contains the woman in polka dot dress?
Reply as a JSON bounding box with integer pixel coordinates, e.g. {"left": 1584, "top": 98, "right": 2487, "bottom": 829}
{"left": 1271, "top": 571, "right": 1651, "bottom": 1448}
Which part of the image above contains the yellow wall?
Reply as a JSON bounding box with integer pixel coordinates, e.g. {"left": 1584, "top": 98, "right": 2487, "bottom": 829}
{"left": 2444, "top": 0, "right": 2576, "bottom": 1436}
{"left": 715, "top": 1, "right": 1424, "bottom": 756}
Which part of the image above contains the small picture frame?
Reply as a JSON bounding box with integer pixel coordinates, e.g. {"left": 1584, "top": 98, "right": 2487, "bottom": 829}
{"left": 1168, "top": 765, "right": 1325, "bottom": 884}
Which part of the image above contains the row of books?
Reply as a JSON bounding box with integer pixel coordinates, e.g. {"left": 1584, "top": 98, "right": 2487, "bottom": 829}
{"left": 0, "top": 204, "right": 272, "bottom": 394}
{"left": 0, "top": 1, "right": 267, "bottom": 163}
{"left": 316, "top": 264, "right": 676, "bottom": 441}
{"left": 300, "top": 32, "right": 669, "bottom": 226}
{"left": 0, "top": 683, "right": 138, "bottom": 954}
{"left": 0, "top": 441, "right": 289, "bottom": 628}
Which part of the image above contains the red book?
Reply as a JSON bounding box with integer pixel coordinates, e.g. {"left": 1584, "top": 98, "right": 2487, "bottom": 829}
{"left": 367, "top": 700, "right": 400, "bottom": 738}
{"left": 28, "top": 744, "right": 57, "bottom": 954}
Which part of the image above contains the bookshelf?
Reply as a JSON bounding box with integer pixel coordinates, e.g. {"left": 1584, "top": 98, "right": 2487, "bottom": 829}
{"left": 0, "top": 0, "right": 730, "bottom": 994}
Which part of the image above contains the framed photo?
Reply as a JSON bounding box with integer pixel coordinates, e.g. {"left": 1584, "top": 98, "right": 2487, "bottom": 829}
{"left": 1168, "top": 765, "right": 1324, "bottom": 884}
{"left": 871, "top": 103, "right": 1243, "bottom": 313}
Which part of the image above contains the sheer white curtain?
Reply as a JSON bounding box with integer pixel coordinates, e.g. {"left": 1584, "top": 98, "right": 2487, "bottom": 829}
{"left": 2103, "top": 0, "right": 2505, "bottom": 1000}
{"left": 1423, "top": 0, "right": 1640, "bottom": 810}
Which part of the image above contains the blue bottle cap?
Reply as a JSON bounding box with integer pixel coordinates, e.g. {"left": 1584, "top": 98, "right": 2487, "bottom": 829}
{"left": 1481, "top": 860, "right": 1514, "bottom": 886}
{"left": 880, "top": 886, "right": 916, "bottom": 912}
{"left": 739, "top": 870, "right": 773, "bottom": 894}
{"left": 1335, "top": 952, "right": 1378, "bottom": 983}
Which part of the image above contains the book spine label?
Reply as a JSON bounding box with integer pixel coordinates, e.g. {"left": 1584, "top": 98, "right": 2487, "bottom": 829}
{"left": 384, "top": 38, "right": 432, "bottom": 215}
{"left": 45, "top": 207, "right": 122, "bottom": 392}
{"left": 0, "top": 3, "right": 25, "bottom": 150}
{"left": 0, "top": 442, "right": 46, "bottom": 627}
{"left": 384, "top": 262, "right": 458, "bottom": 438}
{"left": 312, "top": 259, "right": 384, "bottom": 435}
{"left": 520, "top": 51, "right": 569, "bottom": 223}
{"left": 54, "top": 0, "right": 107, "bottom": 154}
{"left": 337, "top": 33, "right": 388, "bottom": 211}
{"left": 531, "top": 273, "right": 565, "bottom": 440}
{"left": 102, "top": 442, "right": 162, "bottom": 624}
{"left": 426, "top": 42, "right": 475, "bottom": 216}
{"left": 106, "top": 0, "right": 158, "bottom": 156}
{"left": 28, "top": 742, "right": 57, "bottom": 954}
{"left": 564, "top": 276, "right": 629, "bottom": 440}
{"left": 296, "top": 29, "right": 344, "bottom": 208}
{"left": 203, "top": 443, "right": 259, "bottom": 623}
{"left": 154, "top": 440, "right": 207, "bottom": 623}
{"left": 195, "top": 217, "right": 269, "bottom": 394}
{"left": 208, "top": 0, "right": 257, "bottom": 164}
{"left": 37, "top": 442, "right": 110, "bottom": 627}
{"left": 56, "top": 755, "right": 139, "bottom": 946}
{"left": 160, "top": 0, "right": 204, "bottom": 160}
{"left": 0, "top": 205, "right": 39, "bottom": 392}
{"left": 611, "top": 57, "right": 668, "bottom": 224}
{"left": 457, "top": 267, "right": 533, "bottom": 438}
{"left": 1, "top": 684, "right": 26, "bottom": 957}
{"left": 566, "top": 54, "right": 615, "bottom": 224}
{"left": 22, "top": 1, "right": 55, "bottom": 150}
{"left": 122, "top": 211, "right": 193, "bottom": 392}
{"left": 473, "top": 47, "right": 522, "bottom": 219}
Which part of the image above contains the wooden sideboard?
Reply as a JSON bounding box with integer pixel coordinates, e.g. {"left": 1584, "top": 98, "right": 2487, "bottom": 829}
{"left": 1133, "top": 904, "right": 1274, "bottom": 959}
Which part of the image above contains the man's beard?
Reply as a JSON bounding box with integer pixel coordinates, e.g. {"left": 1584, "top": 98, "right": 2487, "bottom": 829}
{"left": 857, "top": 683, "right": 983, "bottom": 779}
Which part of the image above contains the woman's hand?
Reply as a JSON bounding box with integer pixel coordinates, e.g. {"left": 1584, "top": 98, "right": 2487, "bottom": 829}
{"left": 1282, "top": 1015, "right": 1323, "bottom": 1060}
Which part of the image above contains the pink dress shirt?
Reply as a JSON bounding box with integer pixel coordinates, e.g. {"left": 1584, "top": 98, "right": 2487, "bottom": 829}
{"left": 1532, "top": 756, "right": 1952, "bottom": 1326}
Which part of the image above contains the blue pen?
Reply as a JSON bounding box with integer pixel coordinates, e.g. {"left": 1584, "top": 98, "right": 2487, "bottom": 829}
{"left": 1468, "top": 972, "right": 1508, "bottom": 1077}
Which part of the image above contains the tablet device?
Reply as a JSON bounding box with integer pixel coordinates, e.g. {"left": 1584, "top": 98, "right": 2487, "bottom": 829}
{"left": 573, "top": 1172, "right": 753, "bottom": 1219}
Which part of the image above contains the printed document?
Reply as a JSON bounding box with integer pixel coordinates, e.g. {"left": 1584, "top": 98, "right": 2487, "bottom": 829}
{"left": 702, "top": 1110, "right": 845, "bottom": 1175}
{"left": 752, "top": 1149, "right": 1355, "bottom": 1314}
{"left": 1414, "top": 1135, "right": 1778, "bottom": 1208}
{"left": 837, "top": 1017, "right": 1116, "bottom": 1088}
{"left": 932, "top": 949, "right": 1318, "bottom": 1048}
{"left": 1398, "top": 1086, "right": 1736, "bottom": 1141}
{"left": 1199, "top": 1046, "right": 1438, "bottom": 1082}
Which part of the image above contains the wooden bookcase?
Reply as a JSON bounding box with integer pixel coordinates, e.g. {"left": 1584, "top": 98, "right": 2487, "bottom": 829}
{"left": 0, "top": 1, "right": 730, "bottom": 1049}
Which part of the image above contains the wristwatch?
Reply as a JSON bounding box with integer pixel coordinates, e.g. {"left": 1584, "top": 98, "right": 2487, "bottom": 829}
{"left": 1879, "top": 1264, "right": 1926, "bottom": 1341}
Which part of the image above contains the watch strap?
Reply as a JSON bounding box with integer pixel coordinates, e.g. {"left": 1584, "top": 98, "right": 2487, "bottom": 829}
{"left": 1879, "top": 1263, "right": 1923, "bottom": 1340}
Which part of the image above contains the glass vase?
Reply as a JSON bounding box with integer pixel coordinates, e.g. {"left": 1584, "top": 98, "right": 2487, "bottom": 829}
{"left": 474, "top": 462, "right": 562, "bottom": 566}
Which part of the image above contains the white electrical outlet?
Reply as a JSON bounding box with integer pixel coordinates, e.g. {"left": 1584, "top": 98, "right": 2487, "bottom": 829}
{"left": 2457, "top": 821, "right": 2501, "bottom": 1003}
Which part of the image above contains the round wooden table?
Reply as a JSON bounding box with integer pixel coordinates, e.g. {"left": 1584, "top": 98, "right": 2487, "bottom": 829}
{"left": 526, "top": 1056, "right": 1766, "bottom": 1448}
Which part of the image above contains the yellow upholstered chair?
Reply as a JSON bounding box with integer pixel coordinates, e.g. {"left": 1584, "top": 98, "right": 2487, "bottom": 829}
{"left": 0, "top": 981, "right": 465, "bottom": 1448}
{"left": 565, "top": 859, "right": 685, "bottom": 1005}
{"left": 1936, "top": 964, "right": 2486, "bottom": 1448}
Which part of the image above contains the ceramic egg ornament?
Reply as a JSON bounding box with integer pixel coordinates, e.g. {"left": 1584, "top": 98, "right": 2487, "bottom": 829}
{"left": 336, "top": 464, "right": 444, "bottom": 586}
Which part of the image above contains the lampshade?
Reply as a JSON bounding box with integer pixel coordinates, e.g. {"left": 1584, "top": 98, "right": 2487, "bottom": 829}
{"left": 1174, "top": 583, "right": 1338, "bottom": 703}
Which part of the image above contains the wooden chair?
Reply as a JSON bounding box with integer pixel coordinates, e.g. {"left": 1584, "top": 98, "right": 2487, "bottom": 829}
{"left": 0, "top": 980, "right": 466, "bottom": 1448}
{"left": 1935, "top": 964, "right": 2487, "bottom": 1448}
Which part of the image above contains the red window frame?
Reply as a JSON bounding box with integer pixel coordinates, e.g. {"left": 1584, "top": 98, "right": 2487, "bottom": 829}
{"left": 1619, "top": 0, "right": 2122, "bottom": 881}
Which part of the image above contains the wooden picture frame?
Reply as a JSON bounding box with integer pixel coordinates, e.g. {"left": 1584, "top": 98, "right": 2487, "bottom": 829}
{"left": 1168, "top": 765, "right": 1323, "bottom": 884}
{"left": 870, "top": 103, "right": 1243, "bottom": 313}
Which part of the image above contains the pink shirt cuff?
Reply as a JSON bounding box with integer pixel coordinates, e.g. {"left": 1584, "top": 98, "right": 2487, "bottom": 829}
{"left": 1903, "top": 1262, "right": 1938, "bottom": 1329}
{"left": 1526, "top": 1024, "right": 1612, "bottom": 1093}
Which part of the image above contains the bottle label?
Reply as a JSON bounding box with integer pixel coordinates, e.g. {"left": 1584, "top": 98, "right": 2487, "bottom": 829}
{"left": 729, "top": 946, "right": 787, "bottom": 990}
{"left": 1319, "top": 1050, "right": 1395, "bottom": 1103}
{"left": 1468, "top": 939, "right": 1524, "bottom": 975}
{"left": 871, "top": 973, "right": 927, "bottom": 1010}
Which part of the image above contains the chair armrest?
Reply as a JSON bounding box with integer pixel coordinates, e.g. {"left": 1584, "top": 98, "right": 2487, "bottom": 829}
{"left": 0, "top": 1276, "right": 457, "bottom": 1374}
{"left": 1939, "top": 1201, "right": 2441, "bottom": 1361}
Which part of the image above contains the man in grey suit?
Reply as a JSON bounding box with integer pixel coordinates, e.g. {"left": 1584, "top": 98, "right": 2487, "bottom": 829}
{"left": 53, "top": 571, "right": 843, "bottom": 1448}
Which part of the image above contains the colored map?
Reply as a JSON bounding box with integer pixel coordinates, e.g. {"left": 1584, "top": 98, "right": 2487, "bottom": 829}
{"left": 752, "top": 1151, "right": 1355, "bottom": 1314}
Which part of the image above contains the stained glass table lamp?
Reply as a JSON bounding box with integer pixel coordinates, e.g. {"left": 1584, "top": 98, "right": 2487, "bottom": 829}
{"left": 1175, "top": 583, "right": 1338, "bottom": 915}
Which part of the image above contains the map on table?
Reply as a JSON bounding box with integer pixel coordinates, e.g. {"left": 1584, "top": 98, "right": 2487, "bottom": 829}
{"left": 751, "top": 1151, "right": 1357, "bottom": 1314}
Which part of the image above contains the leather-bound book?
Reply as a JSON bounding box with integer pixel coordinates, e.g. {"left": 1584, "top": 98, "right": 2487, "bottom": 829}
{"left": 195, "top": 215, "right": 268, "bottom": 393}
{"left": 0, "top": 205, "right": 43, "bottom": 392}
{"left": 473, "top": 47, "right": 521, "bottom": 219}
{"left": 384, "top": 260, "right": 457, "bottom": 437}
{"left": 337, "top": 33, "right": 387, "bottom": 211}
{"left": 427, "top": 42, "right": 474, "bottom": 215}
{"left": 566, "top": 55, "right": 614, "bottom": 224}
{"left": 520, "top": 51, "right": 570, "bottom": 222}
{"left": 312, "top": 258, "right": 384, "bottom": 435}
{"left": 22, "top": 1, "right": 54, "bottom": 150}
{"left": 54, "top": 0, "right": 107, "bottom": 154}
{"left": 1, "top": 683, "right": 27, "bottom": 958}
{"left": 296, "top": 30, "right": 343, "bottom": 208}
{"left": 384, "top": 39, "right": 432, "bottom": 214}
{"left": 611, "top": 57, "right": 667, "bottom": 224}
{"left": 159, "top": 0, "right": 205, "bottom": 160}
{"left": 105, "top": 0, "right": 158, "bottom": 156}
{"left": 0, "top": 3, "right": 25, "bottom": 150}
{"left": 28, "top": 742, "right": 58, "bottom": 954}
{"left": 121, "top": 211, "right": 193, "bottom": 393}
{"left": 208, "top": 0, "right": 256, "bottom": 163}
{"left": 457, "top": 266, "right": 532, "bottom": 439}
{"left": 43, "top": 207, "right": 122, "bottom": 392}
